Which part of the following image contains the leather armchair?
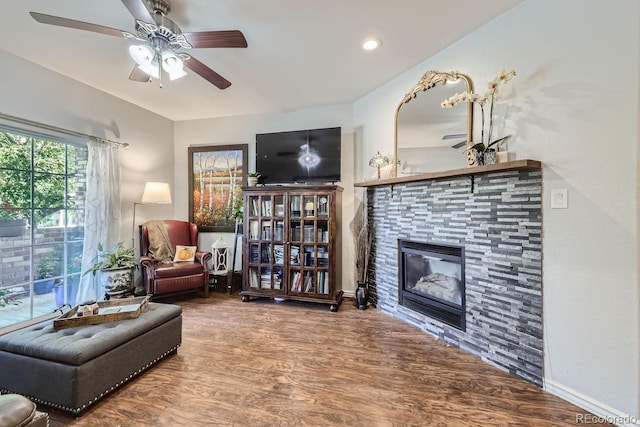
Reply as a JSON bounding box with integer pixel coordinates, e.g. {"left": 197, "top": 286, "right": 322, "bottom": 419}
{"left": 139, "top": 220, "right": 212, "bottom": 298}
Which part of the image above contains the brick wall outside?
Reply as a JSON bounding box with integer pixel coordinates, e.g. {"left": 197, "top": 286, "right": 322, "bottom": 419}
{"left": 366, "top": 169, "right": 543, "bottom": 386}
{"left": 0, "top": 226, "right": 83, "bottom": 288}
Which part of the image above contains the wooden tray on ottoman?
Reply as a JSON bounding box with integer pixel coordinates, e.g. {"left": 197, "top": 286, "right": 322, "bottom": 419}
{"left": 53, "top": 296, "right": 150, "bottom": 330}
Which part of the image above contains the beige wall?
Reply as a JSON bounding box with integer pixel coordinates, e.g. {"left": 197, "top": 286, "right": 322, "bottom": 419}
{"left": 173, "top": 106, "right": 358, "bottom": 293}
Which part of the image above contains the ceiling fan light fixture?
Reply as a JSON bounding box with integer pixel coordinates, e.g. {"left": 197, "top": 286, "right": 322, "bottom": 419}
{"left": 138, "top": 63, "right": 159, "bottom": 79}
{"left": 167, "top": 67, "right": 187, "bottom": 81}
{"left": 129, "top": 44, "right": 155, "bottom": 67}
{"left": 161, "top": 50, "right": 187, "bottom": 80}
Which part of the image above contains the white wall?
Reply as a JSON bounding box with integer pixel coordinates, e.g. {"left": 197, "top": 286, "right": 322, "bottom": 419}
{"left": 0, "top": 50, "right": 175, "bottom": 278}
{"left": 353, "top": 0, "right": 639, "bottom": 420}
{"left": 173, "top": 105, "right": 358, "bottom": 291}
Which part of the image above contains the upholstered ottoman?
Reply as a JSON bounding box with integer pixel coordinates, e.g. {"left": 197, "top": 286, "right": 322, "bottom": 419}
{"left": 0, "top": 302, "right": 182, "bottom": 415}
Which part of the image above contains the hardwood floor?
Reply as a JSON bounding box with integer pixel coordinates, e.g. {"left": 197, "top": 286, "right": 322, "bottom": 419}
{"left": 44, "top": 293, "right": 609, "bottom": 426}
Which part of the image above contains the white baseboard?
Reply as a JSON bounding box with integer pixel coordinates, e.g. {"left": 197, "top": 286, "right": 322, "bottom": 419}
{"left": 545, "top": 379, "right": 639, "bottom": 426}
{"left": 342, "top": 290, "right": 355, "bottom": 299}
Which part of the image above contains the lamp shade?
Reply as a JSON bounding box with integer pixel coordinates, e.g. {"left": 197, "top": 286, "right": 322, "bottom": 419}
{"left": 368, "top": 151, "right": 390, "bottom": 168}
{"left": 141, "top": 182, "right": 172, "bottom": 204}
{"left": 161, "top": 50, "right": 188, "bottom": 80}
{"left": 129, "top": 44, "right": 155, "bottom": 67}
{"left": 368, "top": 151, "right": 390, "bottom": 180}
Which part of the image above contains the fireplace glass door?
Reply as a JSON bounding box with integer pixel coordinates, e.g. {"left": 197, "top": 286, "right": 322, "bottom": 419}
{"left": 399, "top": 240, "right": 465, "bottom": 330}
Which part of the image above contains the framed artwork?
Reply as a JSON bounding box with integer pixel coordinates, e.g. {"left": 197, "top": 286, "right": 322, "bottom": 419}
{"left": 188, "top": 144, "right": 248, "bottom": 232}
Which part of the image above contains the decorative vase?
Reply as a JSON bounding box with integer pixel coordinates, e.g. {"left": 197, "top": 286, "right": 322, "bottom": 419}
{"left": 483, "top": 150, "right": 497, "bottom": 165}
{"left": 55, "top": 277, "right": 80, "bottom": 306}
{"left": 247, "top": 177, "right": 258, "bottom": 187}
{"left": 99, "top": 268, "right": 133, "bottom": 300}
{"left": 34, "top": 279, "right": 55, "bottom": 295}
{"left": 470, "top": 149, "right": 484, "bottom": 166}
{"left": 354, "top": 281, "right": 369, "bottom": 310}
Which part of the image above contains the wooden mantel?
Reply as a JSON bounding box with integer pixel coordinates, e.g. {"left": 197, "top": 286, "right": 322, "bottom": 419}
{"left": 354, "top": 159, "right": 541, "bottom": 187}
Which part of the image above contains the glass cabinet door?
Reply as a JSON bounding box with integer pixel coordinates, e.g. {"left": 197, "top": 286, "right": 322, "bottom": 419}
{"left": 245, "top": 193, "right": 284, "bottom": 293}
{"left": 286, "top": 192, "right": 331, "bottom": 297}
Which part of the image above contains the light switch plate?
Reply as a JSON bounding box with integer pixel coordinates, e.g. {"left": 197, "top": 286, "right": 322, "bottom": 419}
{"left": 551, "top": 188, "right": 568, "bottom": 209}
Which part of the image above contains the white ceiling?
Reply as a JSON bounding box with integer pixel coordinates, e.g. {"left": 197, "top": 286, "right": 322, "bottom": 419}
{"left": 0, "top": 0, "right": 522, "bottom": 122}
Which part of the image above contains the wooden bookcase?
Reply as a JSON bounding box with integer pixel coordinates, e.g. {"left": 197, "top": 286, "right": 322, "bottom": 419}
{"left": 240, "top": 185, "right": 343, "bottom": 311}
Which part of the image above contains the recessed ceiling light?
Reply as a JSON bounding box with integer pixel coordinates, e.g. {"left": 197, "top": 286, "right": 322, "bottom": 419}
{"left": 362, "top": 38, "right": 381, "bottom": 51}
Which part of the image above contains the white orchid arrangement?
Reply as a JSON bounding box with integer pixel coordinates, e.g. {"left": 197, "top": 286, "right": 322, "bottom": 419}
{"left": 442, "top": 69, "right": 516, "bottom": 152}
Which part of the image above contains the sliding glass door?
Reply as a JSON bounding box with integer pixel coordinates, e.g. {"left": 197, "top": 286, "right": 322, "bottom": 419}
{"left": 0, "top": 129, "right": 87, "bottom": 330}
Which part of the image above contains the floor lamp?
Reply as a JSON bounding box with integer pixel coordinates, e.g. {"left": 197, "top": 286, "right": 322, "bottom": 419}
{"left": 132, "top": 182, "right": 173, "bottom": 246}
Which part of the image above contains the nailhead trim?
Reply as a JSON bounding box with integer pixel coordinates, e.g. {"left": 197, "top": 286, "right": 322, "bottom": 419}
{"left": 1, "top": 344, "right": 180, "bottom": 414}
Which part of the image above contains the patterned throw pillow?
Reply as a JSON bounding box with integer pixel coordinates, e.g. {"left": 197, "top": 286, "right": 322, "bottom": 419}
{"left": 173, "top": 245, "right": 197, "bottom": 262}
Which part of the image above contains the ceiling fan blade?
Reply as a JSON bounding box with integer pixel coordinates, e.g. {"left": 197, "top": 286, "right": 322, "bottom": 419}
{"left": 129, "top": 66, "right": 151, "bottom": 82}
{"left": 183, "top": 56, "right": 231, "bottom": 89}
{"left": 29, "top": 12, "right": 127, "bottom": 38}
{"left": 181, "top": 30, "right": 248, "bottom": 48}
{"left": 442, "top": 134, "right": 467, "bottom": 140}
{"left": 451, "top": 141, "right": 468, "bottom": 149}
{"left": 120, "top": 0, "right": 154, "bottom": 22}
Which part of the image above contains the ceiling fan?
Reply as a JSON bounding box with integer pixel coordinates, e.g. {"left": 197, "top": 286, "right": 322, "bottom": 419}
{"left": 442, "top": 134, "right": 468, "bottom": 149}
{"left": 29, "top": 0, "right": 247, "bottom": 89}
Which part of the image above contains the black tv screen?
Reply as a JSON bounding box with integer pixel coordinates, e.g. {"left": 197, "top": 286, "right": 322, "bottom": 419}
{"left": 256, "top": 127, "right": 341, "bottom": 184}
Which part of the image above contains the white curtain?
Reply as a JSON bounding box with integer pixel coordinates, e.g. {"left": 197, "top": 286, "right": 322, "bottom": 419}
{"left": 76, "top": 139, "right": 121, "bottom": 303}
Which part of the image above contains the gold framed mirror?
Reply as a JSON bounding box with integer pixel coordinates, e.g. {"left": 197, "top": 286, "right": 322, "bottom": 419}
{"left": 394, "top": 71, "right": 473, "bottom": 177}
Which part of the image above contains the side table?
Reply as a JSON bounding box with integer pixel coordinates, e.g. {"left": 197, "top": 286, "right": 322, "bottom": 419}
{"left": 209, "top": 271, "right": 242, "bottom": 294}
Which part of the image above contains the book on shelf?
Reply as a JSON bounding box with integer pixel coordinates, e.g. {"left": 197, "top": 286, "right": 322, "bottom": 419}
{"left": 273, "top": 244, "right": 284, "bottom": 265}
{"left": 317, "top": 203, "right": 328, "bottom": 216}
{"left": 273, "top": 269, "right": 283, "bottom": 289}
{"left": 262, "top": 200, "right": 272, "bottom": 217}
{"left": 290, "top": 245, "right": 300, "bottom": 265}
{"left": 274, "top": 223, "right": 284, "bottom": 241}
{"left": 303, "top": 272, "right": 314, "bottom": 293}
{"left": 249, "top": 269, "right": 259, "bottom": 287}
{"left": 251, "top": 199, "right": 259, "bottom": 216}
{"left": 260, "top": 268, "right": 272, "bottom": 288}
{"left": 249, "top": 221, "right": 259, "bottom": 239}
{"left": 261, "top": 244, "right": 273, "bottom": 263}
{"left": 317, "top": 271, "right": 328, "bottom": 294}
{"left": 291, "top": 225, "right": 301, "bottom": 242}
{"left": 303, "top": 246, "right": 315, "bottom": 267}
{"left": 317, "top": 247, "right": 329, "bottom": 267}
{"left": 290, "top": 196, "right": 301, "bottom": 216}
{"left": 303, "top": 225, "right": 315, "bottom": 242}
{"left": 290, "top": 271, "right": 303, "bottom": 292}
{"left": 249, "top": 245, "right": 260, "bottom": 263}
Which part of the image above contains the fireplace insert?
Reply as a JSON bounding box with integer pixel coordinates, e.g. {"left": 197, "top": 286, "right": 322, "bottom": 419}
{"left": 398, "top": 240, "right": 465, "bottom": 330}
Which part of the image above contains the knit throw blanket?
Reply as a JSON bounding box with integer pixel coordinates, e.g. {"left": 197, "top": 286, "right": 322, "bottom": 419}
{"left": 145, "top": 220, "right": 174, "bottom": 263}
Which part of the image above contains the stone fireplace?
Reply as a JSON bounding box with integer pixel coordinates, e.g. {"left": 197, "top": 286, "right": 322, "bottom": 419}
{"left": 362, "top": 166, "right": 543, "bottom": 386}
{"left": 398, "top": 240, "right": 465, "bottom": 330}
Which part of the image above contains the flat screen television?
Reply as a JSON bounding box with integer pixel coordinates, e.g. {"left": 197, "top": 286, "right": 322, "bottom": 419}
{"left": 256, "top": 127, "right": 341, "bottom": 185}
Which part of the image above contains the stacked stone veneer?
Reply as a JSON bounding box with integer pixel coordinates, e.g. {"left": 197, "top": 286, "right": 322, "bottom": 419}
{"left": 367, "top": 169, "right": 543, "bottom": 386}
